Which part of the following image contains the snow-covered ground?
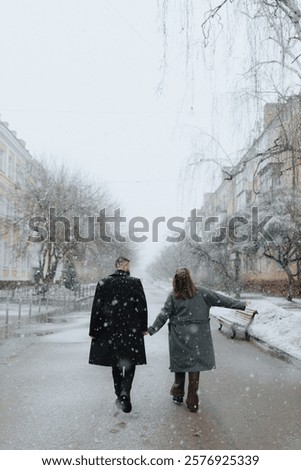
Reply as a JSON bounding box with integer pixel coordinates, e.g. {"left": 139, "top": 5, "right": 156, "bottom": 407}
{"left": 211, "top": 295, "right": 301, "bottom": 363}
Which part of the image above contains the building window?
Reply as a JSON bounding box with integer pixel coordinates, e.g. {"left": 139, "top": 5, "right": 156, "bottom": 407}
{"left": 257, "top": 257, "right": 262, "bottom": 273}
{"left": 0, "top": 184, "right": 5, "bottom": 216}
{"left": 16, "top": 159, "right": 23, "bottom": 187}
{"left": 3, "top": 241, "right": 10, "bottom": 268}
{"left": 0, "top": 238, "right": 3, "bottom": 270}
{"left": 0, "top": 143, "right": 6, "bottom": 173}
{"left": 8, "top": 151, "right": 15, "bottom": 180}
{"left": 272, "top": 173, "right": 281, "bottom": 189}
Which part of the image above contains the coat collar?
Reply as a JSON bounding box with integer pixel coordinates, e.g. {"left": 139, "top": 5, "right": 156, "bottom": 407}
{"left": 112, "top": 269, "right": 130, "bottom": 277}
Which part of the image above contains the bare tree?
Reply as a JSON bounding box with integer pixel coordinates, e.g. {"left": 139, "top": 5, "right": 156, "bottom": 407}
{"left": 159, "top": 1, "right": 301, "bottom": 78}
{"left": 148, "top": 241, "right": 198, "bottom": 282}
{"left": 9, "top": 158, "right": 134, "bottom": 289}
{"left": 158, "top": 1, "right": 301, "bottom": 165}
{"left": 254, "top": 190, "right": 301, "bottom": 300}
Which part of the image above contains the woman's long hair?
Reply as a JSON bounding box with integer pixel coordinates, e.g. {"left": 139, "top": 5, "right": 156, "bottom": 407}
{"left": 173, "top": 268, "right": 197, "bottom": 300}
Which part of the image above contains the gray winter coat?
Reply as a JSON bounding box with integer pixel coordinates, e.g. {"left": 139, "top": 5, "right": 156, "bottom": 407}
{"left": 148, "top": 286, "right": 246, "bottom": 372}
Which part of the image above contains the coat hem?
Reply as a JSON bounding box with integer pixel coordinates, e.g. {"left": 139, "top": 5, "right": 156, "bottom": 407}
{"left": 170, "top": 366, "right": 216, "bottom": 373}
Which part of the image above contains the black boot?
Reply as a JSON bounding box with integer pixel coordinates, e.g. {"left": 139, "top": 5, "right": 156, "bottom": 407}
{"left": 112, "top": 366, "right": 122, "bottom": 398}
{"left": 186, "top": 372, "right": 200, "bottom": 412}
{"left": 170, "top": 372, "right": 185, "bottom": 405}
{"left": 116, "top": 394, "right": 132, "bottom": 413}
{"left": 113, "top": 361, "right": 135, "bottom": 413}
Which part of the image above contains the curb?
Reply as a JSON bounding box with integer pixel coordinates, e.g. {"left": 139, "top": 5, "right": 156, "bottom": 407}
{"left": 251, "top": 336, "right": 301, "bottom": 369}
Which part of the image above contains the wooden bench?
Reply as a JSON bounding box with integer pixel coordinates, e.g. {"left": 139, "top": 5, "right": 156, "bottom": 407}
{"left": 217, "top": 307, "right": 258, "bottom": 341}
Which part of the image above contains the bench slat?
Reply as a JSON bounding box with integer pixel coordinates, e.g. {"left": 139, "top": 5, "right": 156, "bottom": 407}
{"left": 219, "top": 315, "right": 248, "bottom": 325}
{"left": 216, "top": 308, "right": 258, "bottom": 341}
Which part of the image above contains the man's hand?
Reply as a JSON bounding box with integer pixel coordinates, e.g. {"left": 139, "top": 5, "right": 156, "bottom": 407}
{"left": 142, "top": 331, "right": 149, "bottom": 336}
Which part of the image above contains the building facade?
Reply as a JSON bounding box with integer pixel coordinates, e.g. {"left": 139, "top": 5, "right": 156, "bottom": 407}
{"left": 198, "top": 97, "right": 301, "bottom": 295}
{"left": 0, "top": 118, "right": 34, "bottom": 286}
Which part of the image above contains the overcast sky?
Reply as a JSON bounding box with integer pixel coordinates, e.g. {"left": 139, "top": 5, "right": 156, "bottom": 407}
{"left": 0, "top": 0, "right": 256, "bottom": 272}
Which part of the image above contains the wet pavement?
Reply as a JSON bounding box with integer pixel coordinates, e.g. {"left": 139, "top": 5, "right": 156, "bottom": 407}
{"left": 0, "top": 286, "right": 300, "bottom": 450}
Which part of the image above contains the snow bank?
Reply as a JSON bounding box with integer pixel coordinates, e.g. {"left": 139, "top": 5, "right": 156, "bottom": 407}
{"left": 248, "top": 299, "right": 301, "bottom": 361}
{"left": 211, "top": 299, "right": 301, "bottom": 362}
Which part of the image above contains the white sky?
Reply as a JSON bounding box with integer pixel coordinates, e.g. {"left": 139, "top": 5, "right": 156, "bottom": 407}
{"left": 0, "top": 0, "right": 261, "bottom": 271}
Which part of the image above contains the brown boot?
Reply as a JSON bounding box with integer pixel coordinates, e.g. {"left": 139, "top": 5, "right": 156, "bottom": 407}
{"left": 170, "top": 372, "right": 185, "bottom": 403}
{"left": 186, "top": 372, "right": 199, "bottom": 412}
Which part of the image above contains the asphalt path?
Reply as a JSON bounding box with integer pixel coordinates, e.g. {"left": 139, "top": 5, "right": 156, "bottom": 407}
{"left": 0, "top": 285, "right": 300, "bottom": 450}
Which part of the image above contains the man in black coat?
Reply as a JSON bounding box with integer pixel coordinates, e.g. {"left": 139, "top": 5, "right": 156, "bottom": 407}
{"left": 89, "top": 256, "right": 148, "bottom": 413}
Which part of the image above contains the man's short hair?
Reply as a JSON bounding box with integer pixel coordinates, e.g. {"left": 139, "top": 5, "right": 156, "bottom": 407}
{"left": 115, "top": 256, "right": 130, "bottom": 268}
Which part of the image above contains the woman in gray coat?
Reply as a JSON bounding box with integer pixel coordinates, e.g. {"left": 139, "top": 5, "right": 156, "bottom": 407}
{"left": 148, "top": 268, "right": 246, "bottom": 412}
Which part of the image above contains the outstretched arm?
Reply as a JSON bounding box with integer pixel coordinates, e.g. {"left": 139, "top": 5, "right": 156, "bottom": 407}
{"left": 202, "top": 287, "right": 246, "bottom": 310}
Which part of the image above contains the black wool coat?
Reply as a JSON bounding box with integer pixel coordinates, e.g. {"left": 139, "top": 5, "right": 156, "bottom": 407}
{"left": 89, "top": 270, "right": 148, "bottom": 367}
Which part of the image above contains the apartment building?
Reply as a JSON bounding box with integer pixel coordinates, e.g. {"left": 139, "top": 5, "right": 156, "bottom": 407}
{"left": 199, "top": 97, "right": 301, "bottom": 294}
{"left": 0, "top": 118, "right": 34, "bottom": 287}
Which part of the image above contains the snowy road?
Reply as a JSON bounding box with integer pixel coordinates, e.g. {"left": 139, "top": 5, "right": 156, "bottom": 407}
{"left": 0, "top": 286, "right": 300, "bottom": 450}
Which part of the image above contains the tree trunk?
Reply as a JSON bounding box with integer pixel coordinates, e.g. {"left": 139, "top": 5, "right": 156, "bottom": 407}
{"left": 284, "top": 266, "right": 294, "bottom": 301}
